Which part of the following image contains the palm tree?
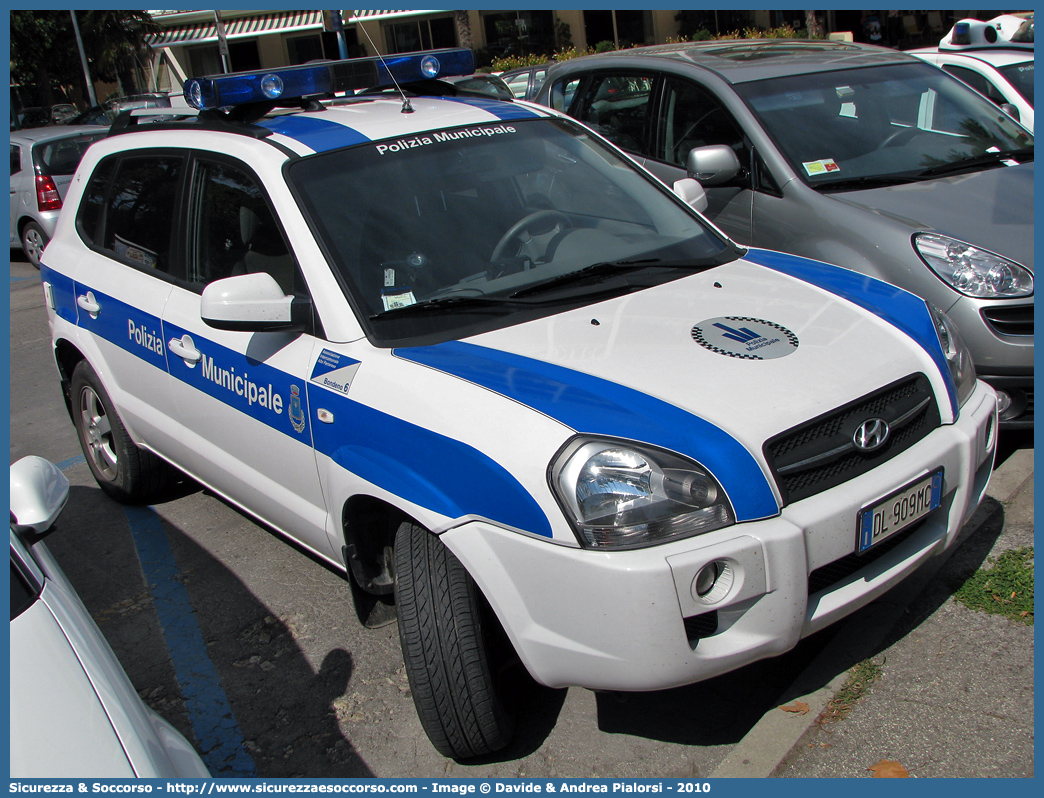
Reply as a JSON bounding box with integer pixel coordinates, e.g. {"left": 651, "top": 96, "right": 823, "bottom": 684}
{"left": 454, "top": 11, "right": 473, "bottom": 51}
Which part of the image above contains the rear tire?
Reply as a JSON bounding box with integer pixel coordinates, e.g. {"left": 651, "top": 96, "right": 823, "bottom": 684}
{"left": 394, "top": 521, "right": 515, "bottom": 759}
{"left": 21, "top": 221, "right": 47, "bottom": 269}
{"left": 70, "top": 361, "right": 173, "bottom": 503}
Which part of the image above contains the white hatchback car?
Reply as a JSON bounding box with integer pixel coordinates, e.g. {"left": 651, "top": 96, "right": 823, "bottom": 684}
{"left": 40, "top": 49, "right": 997, "bottom": 760}
{"left": 911, "top": 14, "right": 1034, "bottom": 132}
{"left": 9, "top": 457, "right": 210, "bottom": 778}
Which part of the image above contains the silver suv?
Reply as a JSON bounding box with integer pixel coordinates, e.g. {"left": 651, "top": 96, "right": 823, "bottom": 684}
{"left": 538, "top": 40, "right": 1034, "bottom": 427}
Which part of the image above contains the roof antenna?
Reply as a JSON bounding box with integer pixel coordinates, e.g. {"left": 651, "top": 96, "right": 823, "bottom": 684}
{"left": 357, "top": 21, "right": 414, "bottom": 113}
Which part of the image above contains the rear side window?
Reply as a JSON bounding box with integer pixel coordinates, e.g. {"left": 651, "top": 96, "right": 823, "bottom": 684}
{"left": 10, "top": 145, "right": 21, "bottom": 176}
{"left": 77, "top": 153, "right": 184, "bottom": 275}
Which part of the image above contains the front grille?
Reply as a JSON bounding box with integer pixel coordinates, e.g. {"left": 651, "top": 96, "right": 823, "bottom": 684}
{"left": 683, "top": 611, "right": 718, "bottom": 643}
{"left": 807, "top": 519, "right": 925, "bottom": 596}
{"left": 982, "top": 305, "right": 1033, "bottom": 337}
{"left": 764, "top": 374, "right": 940, "bottom": 505}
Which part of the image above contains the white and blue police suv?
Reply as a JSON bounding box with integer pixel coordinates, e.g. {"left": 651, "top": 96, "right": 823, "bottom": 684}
{"left": 41, "top": 50, "right": 998, "bottom": 760}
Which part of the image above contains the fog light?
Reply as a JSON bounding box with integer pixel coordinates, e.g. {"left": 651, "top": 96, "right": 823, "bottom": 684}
{"left": 695, "top": 563, "right": 718, "bottom": 597}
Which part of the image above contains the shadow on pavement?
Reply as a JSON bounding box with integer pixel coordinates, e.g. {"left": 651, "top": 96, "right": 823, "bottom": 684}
{"left": 51, "top": 484, "right": 375, "bottom": 778}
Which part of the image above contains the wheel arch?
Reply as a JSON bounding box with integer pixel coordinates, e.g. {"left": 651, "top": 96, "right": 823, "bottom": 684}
{"left": 53, "top": 338, "right": 87, "bottom": 419}
{"left": 340, "top": 493, "right": 414, "bottom": 596}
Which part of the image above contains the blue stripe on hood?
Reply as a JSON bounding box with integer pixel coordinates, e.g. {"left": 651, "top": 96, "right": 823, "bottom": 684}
{"left": 395, "top": 341, "right": 780, "bottom": 523}
{"left": 742, "top": 248, "right": 957, "bottom": 416}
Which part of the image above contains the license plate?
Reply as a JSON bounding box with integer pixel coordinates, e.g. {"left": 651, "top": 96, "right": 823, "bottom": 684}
{"left": 857, "top": 469, "right": 943, "bottom": 553}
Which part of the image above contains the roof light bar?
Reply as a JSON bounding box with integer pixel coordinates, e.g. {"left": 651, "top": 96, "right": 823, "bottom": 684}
{"left": 184, "top": 48, "right": 476, "bottom": 111}
{"left": 941, "top": 15, "right": 1034, "bottom": 51}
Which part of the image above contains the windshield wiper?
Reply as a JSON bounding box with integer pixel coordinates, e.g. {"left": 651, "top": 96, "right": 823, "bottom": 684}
{"left": 368, "top": 294, "right": 527, "bottom": 320}
{"left": 509, "top": 257, "right": 716, "bottom": 299}
{"left": 814, "top": 174, "right": 924, "bottom": 191}
{"left": 916, "top": 147, "right": 1034, "bottom": 178}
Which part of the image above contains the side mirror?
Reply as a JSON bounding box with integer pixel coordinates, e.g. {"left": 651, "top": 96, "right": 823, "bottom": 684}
{"left": 685, "top": 144, "right": 742, "bottom": 187}
{"left": 10, "top": 457, "right": 70, "bottom": 541}
{"left": 999, "top": 102, "right": 1020, "bottom": 123}
{"left": 201, "top": 272, "right": 310, "bottom": 332}
{"left": 672, "top": 177, "right": 709, "bottom": 213}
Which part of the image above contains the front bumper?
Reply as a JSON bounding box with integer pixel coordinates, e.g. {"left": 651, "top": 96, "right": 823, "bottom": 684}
{"left": 442, "top": 381, "right": 997, "bottom": 691}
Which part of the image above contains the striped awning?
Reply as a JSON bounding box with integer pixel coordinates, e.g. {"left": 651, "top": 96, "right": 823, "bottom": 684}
{"left": 347, "top": 10, "right": 446, "bottom": 24}
{"left": 148, "top": 10, "right": 324, "bottom": 47}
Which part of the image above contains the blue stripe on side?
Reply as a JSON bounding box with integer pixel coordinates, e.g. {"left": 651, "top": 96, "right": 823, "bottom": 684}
{"left": 39, "top": 264, "right": 79, "bottom": 325}
{"left": 162, "top": 321, "right": 312, "bottom": 446}
{"left": 742, "top": 248, "right": 958, "bottom": 416}
{"left": 395, "top": 341, "right": 780, "bottom": 523}
{"left": 74, "top": 285, "right": 169, "bottom": 374}
{"left": 258, "top": 116, "right": 370, "bottom": 153}
{"left": 309, "top": 389, "right": 553, "bottom": 537}
{"left": 441, "top": 96, "right": 543, "bottom": 121}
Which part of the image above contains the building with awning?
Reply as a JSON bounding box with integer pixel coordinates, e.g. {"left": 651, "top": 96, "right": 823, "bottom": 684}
{"left": 144, "top": 10, "right": 971, "bottom": 94}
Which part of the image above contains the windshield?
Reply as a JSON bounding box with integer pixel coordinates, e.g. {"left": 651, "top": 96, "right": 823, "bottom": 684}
{"left": 735, "top": 62, "right": 1033, "bottom": 189}
{"left": 999, "top": 60, "right": 1034, "bottom": 107}
{"left": 288, "top": 117, "right": 736, "bottom": 345}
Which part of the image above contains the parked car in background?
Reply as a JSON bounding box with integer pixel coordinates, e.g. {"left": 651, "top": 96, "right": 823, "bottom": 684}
{"left": 499, "top": 62, "right": 556, "bottom": 100}
{"left": 538, "top": 40, "right": 1034, "bottom": 428}
{"left": 10, "top": 125, "right": 108, "bottom": 267}
{"left": 441, "top": 72, "right": 514, "bottom": 100}
{"left": 64, "top": 105, "right": 116, "bottom": 126}
{"left": 10, "top": 456, "right": 211, "bottom": 778}
{"left": 910, "top": 14, "right": 1034, "bottom": 131}
{"left": 13, "top": 103, "right": 77, "bottom": 129}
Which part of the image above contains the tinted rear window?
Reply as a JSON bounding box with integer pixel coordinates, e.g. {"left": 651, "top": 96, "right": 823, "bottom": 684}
{"left": 34, "top": 134, "right": 106, "bottom": 177}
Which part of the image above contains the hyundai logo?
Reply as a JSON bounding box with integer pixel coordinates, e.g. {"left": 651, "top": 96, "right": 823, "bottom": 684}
{"left": 853, "top": 418, "right": 891, "bottom": 452}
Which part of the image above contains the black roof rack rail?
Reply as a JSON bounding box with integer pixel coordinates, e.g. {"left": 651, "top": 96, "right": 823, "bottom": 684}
{"left": 106, "top": 107, "right": 276, "bottom": 139}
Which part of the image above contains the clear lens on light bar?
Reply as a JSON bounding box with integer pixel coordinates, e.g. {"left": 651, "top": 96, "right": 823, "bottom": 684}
{"left": 183, "top": 48, "right": 476, "bottom": 110}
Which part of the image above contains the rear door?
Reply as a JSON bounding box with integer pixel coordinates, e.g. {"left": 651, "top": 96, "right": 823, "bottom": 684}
{"left": 67, "top": 150, "right": 183, "bottom": 452}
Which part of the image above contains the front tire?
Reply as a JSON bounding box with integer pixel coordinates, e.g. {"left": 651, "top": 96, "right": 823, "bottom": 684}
{"left": 70, "top": 361, "right": 173, "bottom": 503}
{"left": 394, "top": 521, "right": 515, "bottom": 759}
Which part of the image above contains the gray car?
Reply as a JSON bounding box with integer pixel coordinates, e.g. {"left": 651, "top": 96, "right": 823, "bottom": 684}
{"left": 537, "top": 40, "right": 1033, "bottom": 427}
{"left": 10, "top": 125, "right": 108, "bottom": 267}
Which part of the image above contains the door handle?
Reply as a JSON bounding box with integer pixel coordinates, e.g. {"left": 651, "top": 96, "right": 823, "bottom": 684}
{"left": 76, "top": 291, "right": 100, "bottom": 316}
{"left": 168, "top": 334, "right": 202, "bottom": 363}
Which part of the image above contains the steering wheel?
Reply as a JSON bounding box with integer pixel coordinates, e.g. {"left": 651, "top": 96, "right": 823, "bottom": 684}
{"left": 881, "top": 127, "right": 917, "bottom": 148}
{"left": 490, "top": 210, "right": 572, "bottom": 263}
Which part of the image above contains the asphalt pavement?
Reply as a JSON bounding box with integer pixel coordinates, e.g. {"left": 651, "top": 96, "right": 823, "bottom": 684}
{"left": 714, "top": 446, "right": 1035, "bottom": 779}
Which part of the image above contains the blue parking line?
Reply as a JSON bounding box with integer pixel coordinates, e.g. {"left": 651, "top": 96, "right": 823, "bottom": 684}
{"left": 54, "top": 453, "right": 86, "bottom": 471}
{"left": 56, "top": 455, "right": 254, "bottom": 774}
{"left": 121, "top": 505, "right": 257, "bottom": 777}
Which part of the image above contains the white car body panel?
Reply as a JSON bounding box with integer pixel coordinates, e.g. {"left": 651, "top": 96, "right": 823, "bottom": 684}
{"left": 40, "top": 87, "right": 997, "bottom": 697}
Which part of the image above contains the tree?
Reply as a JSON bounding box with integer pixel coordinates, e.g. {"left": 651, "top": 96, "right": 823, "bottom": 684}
{"left": 454, "top": 11, "right": 473, "bottom": 50}
{"left": 10, "top": 10, "right": 159, "bottom": 110}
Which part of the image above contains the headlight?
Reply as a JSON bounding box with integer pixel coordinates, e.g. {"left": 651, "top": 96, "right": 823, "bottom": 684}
{"left": 929, "top": 304, "right": 977, "bottom": 408}
{"left": 914, "top": 233, "right": 1032, "bottom": 298}
{"left": 550, "top": 438, "right": 734, "bottom": 550}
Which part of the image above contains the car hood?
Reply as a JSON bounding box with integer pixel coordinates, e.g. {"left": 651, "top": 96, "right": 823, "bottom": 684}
{"left": 829, "top": 162, "right": 1034, "bottom": 270}
{"left": 406, "top": 251, "right": 952, "bottom": 487}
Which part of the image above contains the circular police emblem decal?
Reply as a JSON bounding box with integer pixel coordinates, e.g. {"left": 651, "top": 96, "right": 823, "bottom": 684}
{"left": 691, "top": 316, "right": 799, "bottom": 360}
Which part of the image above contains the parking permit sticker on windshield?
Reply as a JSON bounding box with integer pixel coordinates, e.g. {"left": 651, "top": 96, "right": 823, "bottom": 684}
{"left": 803, "top": 159, "right": 840, "bottom": 177}
{"left": 381, "top": 287, "right": 416, "bottom": 311}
